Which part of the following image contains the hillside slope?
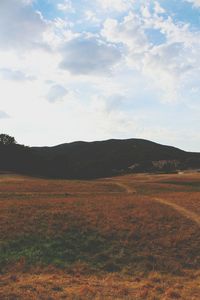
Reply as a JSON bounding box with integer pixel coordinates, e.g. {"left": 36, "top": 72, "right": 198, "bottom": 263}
{"left": 0, "top": 138, "right": 200, "bottom": 178}
{"left": 32, "top": 138, "right": 200, "bottom": 178}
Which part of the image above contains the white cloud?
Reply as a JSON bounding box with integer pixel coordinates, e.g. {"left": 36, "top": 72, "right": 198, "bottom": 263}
{"left": 59, "top": 37, "right": 122, "bottom": 75}
{"left": 143, "top": 13, "right": 200, "bottom": 101}
{"left": 0, "top": 111, "right": 10, "bottom": 119}
{"left": 0, "top": 0, "right": 47, "bottom": 50}
{"left": 96, "top": 0, "right": 135, "bottom": 12}
{"left": 102, "top": 13, "right": 148, "bottom": 52}
{"left": 74, "top": 93, "right": 137, "bottom": 139}
{"left": 46, "top": 84, "right": 68, "bottom": 103}
{"left": 154, "top": 1, "right": 166, "bottom": 14}
{"left": 186, "top": 0, "right": 200, "bottom": 7}
{"left": 141, "top": 43, "right": 188, "bottom": 101}
{"left": 57, "top": 0, "right": 75, "bottom": 13}
{"left": 0, "top": 68, "right": 35, "bottom": 81}
{"left": 141, "top": 5, "right": 151, "bottom": 18}
{"left": 85, "top": 10, "right": 100, "bottom": 23}
{"left": 0, "top": 0, "right": 199, "bottom": 150}
{"left": 102, "top": 8, "right": 200, "bottom": 102}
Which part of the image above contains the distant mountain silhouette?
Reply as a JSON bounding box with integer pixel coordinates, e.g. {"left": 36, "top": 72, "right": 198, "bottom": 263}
{"left": 0, "top": 138, "right": 200, "bottom": 179}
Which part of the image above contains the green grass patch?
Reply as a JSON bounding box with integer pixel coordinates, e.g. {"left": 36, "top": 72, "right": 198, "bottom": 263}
{"left": 1, "top": 225, "right": 200, "bottom": 275}
{"left": 0, "top": 229, "right": 107, "bottom": 269}
{"left": 1, "top": 228, "right": 138, "bottom": 273}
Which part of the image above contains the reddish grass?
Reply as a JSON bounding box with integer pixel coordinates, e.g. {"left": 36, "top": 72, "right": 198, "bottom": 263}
{"left": 0, "top": 172, "right": 200, "bottom": 299}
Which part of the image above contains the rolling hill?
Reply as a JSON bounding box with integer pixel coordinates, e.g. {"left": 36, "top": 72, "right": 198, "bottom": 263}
{"left": 1, "top": 138, "right": 200, "bottom": 178}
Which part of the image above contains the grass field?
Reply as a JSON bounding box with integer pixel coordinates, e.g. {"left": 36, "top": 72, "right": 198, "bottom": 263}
{"left": 0, "top": 172, "right": 200, "bottom": 299}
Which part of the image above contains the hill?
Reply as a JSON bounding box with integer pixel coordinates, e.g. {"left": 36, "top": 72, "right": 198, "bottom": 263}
{"left": 1, "top": 138, "right": 200, "bottom": 178}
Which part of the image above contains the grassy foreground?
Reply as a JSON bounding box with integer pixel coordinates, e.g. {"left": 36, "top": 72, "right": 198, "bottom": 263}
{"left": 0, "top": 172, "right": 200, "bottom": 299}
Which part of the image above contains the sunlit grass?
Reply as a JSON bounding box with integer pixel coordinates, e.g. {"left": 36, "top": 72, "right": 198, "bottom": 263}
{"left": 1, "top": 172, "right": 200, "bottom": 299}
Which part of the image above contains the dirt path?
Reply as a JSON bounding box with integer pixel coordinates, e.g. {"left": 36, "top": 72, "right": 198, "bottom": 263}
{"left": 112, "top": 180, "right": 200, "bottom": 226}
{"left": 153, "top": 197, "right": 200, "bottom": 226}
{"left": 110, "top": 181, "right": 136, "bottom": 193}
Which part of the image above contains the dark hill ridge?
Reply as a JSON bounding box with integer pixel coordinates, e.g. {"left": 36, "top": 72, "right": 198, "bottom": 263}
{"left": 0, "top": 138, "right": 200, "bottom": 179}
{"left": 30, "top": 138, "right": 200, "bottom": 179}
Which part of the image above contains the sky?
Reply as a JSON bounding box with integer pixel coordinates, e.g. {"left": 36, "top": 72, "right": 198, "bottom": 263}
{"left": 0, "top": 0, "right": 200, "bottom": 151}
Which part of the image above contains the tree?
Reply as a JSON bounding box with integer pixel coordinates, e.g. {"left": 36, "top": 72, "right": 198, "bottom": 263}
{"left": 0, "top": 134, "right": 16, "bottom": 145}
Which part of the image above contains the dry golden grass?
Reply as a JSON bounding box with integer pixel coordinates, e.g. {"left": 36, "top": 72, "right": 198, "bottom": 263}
{"left": 0, "top": 172, "right": 200, "bottom": 299}
{"left": 1, "top": 268, "right": 200, "bottom": 299}
{"left": 160, "top": 192, "right": 200, "bottom": 215}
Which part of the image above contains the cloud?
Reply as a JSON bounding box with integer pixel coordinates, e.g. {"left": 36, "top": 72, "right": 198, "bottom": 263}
{"left": 102, "top": 8, "right": 200, "bottom": 102}
{"left": 85, "top": 11, "right": 100, "bottom": 24}
{"left": 0, "top": 111, "right": 10, "bottom": 119}
{"left": 79, "top": 93, "right": 137, "bottom": 138}
{"left": 90, "top": 94, "right": 125, "bottom": 115}
{"left": 154, "top": 1, "right": 166, "bottom": 14}
{"left": 102, "top": 13, "right": 148, "bottom": 52}
{"left": 0, "top": 0, "right": 47, "bottom": 50}
{"left": 185, "top": 0, "right": 200, "bottom": 7}
{"left": 57, "top": 0, "right": 75, "bottom": 13}
{"left": 142, "top": 11, "right": 200, "bottom": 101}
{"left": 0, "top": 0, "right": 199, "bottom": 150}
{"left": 96, "top": 0, "right": 135, "bottom": 12}
{"left": 59, "top": 37, "right": 122, "bottom": 75}
{"left": 46, "top": 84, "right": 68, "bottom": 103}
{"left": 141, "top": 43, "right": 192, "bottom": 101}
{"left": 0, "top": 68, "right": 35, "bottom": 81}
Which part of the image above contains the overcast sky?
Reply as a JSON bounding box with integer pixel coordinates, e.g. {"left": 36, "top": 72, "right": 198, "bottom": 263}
{"left": 0, "top": 0, "right": 200, "bottom": 151}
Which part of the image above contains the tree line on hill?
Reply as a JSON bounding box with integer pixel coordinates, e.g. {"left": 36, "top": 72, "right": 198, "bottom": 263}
{"left": 0, "top": 133, "right": 200, "bottom": 179}
{"left": 0, "top": 134, "right": 38, "bottom": 175}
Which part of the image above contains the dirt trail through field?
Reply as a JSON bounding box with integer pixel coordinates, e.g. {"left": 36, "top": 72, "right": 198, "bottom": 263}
{"left": 153, "top": 197, "right": 200, "bottom": 226}
{"left": 111, "top": 181, "right": 136, "bottom": 193}
{"left": 114, "top": 180, "right": 200, "bottom": 226}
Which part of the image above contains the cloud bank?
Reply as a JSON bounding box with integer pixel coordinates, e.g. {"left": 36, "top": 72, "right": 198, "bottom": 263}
{"left": 0, "top": 0, "right": 47, "bottom": 50}
{"left": 60, "top": 37, "right": 122, "bottom": 75}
